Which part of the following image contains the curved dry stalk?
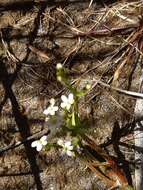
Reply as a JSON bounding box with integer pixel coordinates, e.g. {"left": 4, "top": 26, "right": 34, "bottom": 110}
{"left": 81, "top": 134, "right": 129, "bottom": 189}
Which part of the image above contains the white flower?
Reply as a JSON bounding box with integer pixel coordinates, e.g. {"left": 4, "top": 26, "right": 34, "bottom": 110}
{"left": 56, "top": 63, "right": 63, "bottom": 70}
{"left": 43, "top": 98, "right": 58, "bottom": 116}
{"left": 31, "top": 136, "right": 48, "bottom": 151}
{"left": 61, "top": 93, "right": 74, "bottom": 110}
{"left": 57, "top": 139, "right": 75, "bottom": 157}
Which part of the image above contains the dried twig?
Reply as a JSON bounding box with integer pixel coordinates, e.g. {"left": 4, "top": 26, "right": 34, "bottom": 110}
{"left": 74, "top": 24, "right": 138, "bottom": 38}
{"left": 28, "top": 45, "right": 50, "bottom": 60}
{"left": 0, "top": 128, "right": 50, "bottom": 155}
{"left": 82, "top": 134, "right": 128, "bottom": 189}
{"left": 96, "top": 80, "right": 143, "bottom": 99}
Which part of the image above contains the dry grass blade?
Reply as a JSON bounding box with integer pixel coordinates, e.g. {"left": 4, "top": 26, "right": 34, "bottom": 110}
{"left": 81, "top": 134, "right": 128, "bottom": 189}
{"left": 28, "top": 45, "right": 50, "bottom": 61}
{"left": 0, "top": 32, "right": 19, "bottom": 63}
{"left": 112, "top": 19, "right": 143, "bottom": 85}
{"left": 96, "top": 80, "right": 143, "bottom": 99}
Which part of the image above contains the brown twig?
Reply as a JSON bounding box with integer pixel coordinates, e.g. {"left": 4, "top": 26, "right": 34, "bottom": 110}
{"left": 74, "top": 24, "right": 138, "bottom": 38}
{"left": 28, "top": 45, "right": 50, "bottom": 60}
{"left": 0, "top": 128, "right": 50, "bottom": 155}
{"left": 95, "top": 80, "right": 143, "bottom": 99}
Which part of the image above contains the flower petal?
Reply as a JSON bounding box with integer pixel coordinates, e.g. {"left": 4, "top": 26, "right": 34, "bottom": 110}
{"left": 57, "top": 139, "right": 64, "bottom": 146}
{"left": 66, "top": 150, "right": 74, "bottom": 157}
{"left": 43, "top": 109, "right": 49, "bottom": 115}
{"left": 61, "top": 102, "right": 66, "bottom": 108}
{"left": 50, "top": 98, "right": 55, "bottom": 105}
{"left": 50, "top": 110, "right": 55, "bottom": 115}
{"left": 40, "top": 135, "right": 47, "bottom": 142}
{"left": 61, "top": 95, "right": 68, "bottom": 103}
{"left": 68, "top": 93, "right": 74, "bottom": 104}
{"left": 65, "top": 141, "right": 71, "bottom": 147}
{"left": 67, "top": 145, "right": 74, "bottom": 150}
{"left": 42, "top": 140, "right": 48, "bottom": 146}
{"left": 36, "top": 144, "right": 43, "bottom": 151}
{"left": 66, "top": 103, "right": 71, "bottom": 110}
{"left": 31, "top": 141, "right": 38, "bottom": 147}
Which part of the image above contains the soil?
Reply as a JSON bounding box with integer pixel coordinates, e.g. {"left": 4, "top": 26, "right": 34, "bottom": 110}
{"left": 0, "top": 0, "right": 143, "bottom": 190}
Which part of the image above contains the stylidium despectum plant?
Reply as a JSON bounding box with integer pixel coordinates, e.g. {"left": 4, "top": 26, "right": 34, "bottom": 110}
{"left": 31, "top": 63, "right": 91, "bottom": 156}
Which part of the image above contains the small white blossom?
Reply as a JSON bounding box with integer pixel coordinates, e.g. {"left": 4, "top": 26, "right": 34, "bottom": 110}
{"left": 56, "top": 63, "right": 63, "bottom": 69}
{"left": 61, "top": 93, "right": 74, "bottom": 110}
{"left": 31, "top": 136, "right": 48, "bottom": 151}
{"left": 43, "top": 98, "right": 58, "bottom": 116}
{"left": 57, "top": 139, "right": 75, "bottom": 157}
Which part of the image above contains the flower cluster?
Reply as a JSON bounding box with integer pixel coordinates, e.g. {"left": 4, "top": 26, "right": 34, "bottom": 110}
{"left": 31, "top": 63, "right": 86, "bottom": 155}
{"left": 43, "top": 98, "right": 58, "bottom": 116}
{"left": 61, "top": 93, "right": 74, "bottom": 110}
{"left": 31, "top": 136, "right": 48, "bottom": 151}
{"left": 43, "top": 94, "right": 74, "bottom": 118}
{"left": 57, "top": 139, "right": 75, "bottom": 157}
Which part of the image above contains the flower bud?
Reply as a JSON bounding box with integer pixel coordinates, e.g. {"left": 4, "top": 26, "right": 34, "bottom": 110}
{"left": 56, "top": 63, "right": 63, "bottom": 70}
